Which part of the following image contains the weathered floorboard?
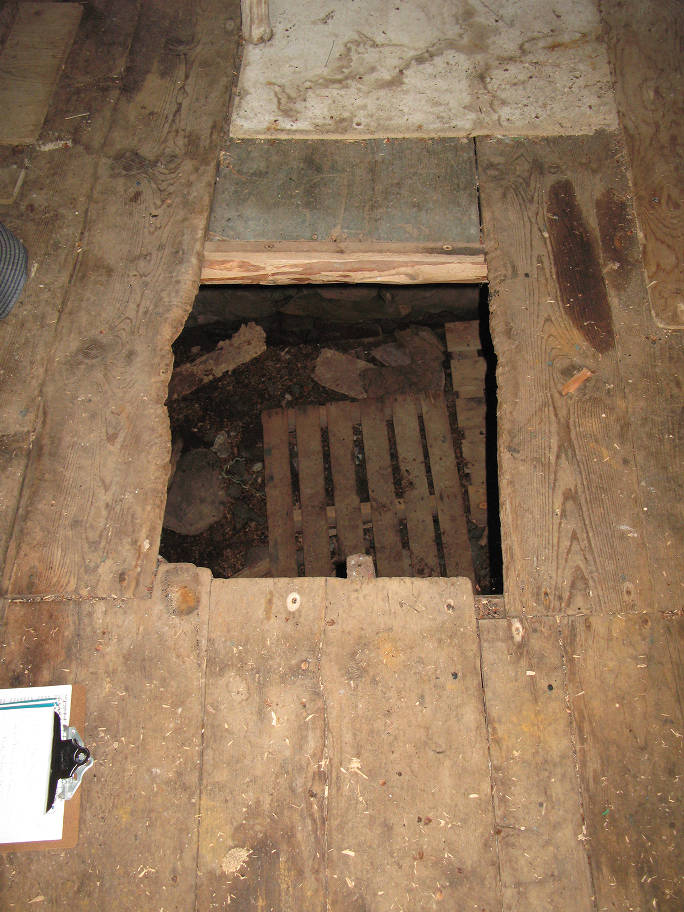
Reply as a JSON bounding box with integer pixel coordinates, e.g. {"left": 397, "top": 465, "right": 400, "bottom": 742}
{"left": 0, "top": 562, "right": 212, "bottom": 909}
{"left": 562, "top": 613, "right": 684, "bottom": 911}
{"left": 479, "top": 617, "right": 594, "bottom": 911}
{"left": 2, "top": 0, "right": 242, "bottom": 598}
{"left": 326, "top": 401, "right": 365, "bottom": 559}
{"left": 296, "top": 405, "right": 331, "bottom": 575}
{"left": 478, "top": 133, "right": 658, "bottom": 615}
{"left": 263, "top": 408, "right": 298, "bottom": 576}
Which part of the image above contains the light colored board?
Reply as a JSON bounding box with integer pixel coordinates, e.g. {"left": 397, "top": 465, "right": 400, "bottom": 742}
{"left": 326, "top": 401, "right": 365, "bottom": 559}
{"left": 231, "top": 0, "right": 618, "bottom": 138}
{"left": 600, "top": 0, "right": 683, "bottom": 328}
{"left": 263, "top": 408, "right": 297, "bottom": 576}
{"left": 0, "top": 562, "right": 212, "bottom": 908}
{"left": 420, "top": 392, "right": 474, "bottom": 578}
{"left": 562, "top": 613, "right": 684, "bottom": 911}
{"left": 0, "top": 0, "right": 140, "bottom": 573}
{"left": 392, "top": 396, "right": 440, "bottom": 576}
{"left": 0, "top": 2, "right": 82, "bottom": 145}
{"left": 2, "top": 0, "right": 242, "bottom": 598}
{"left": 478, "top": 134, "right": 656, "bottom": 615}
{"left": 360, "top": 398, "right": 407, "bottom": 577}
{"left": 296, "top": 405, "right": 331, "bottom": 575}
{"left": 445, "top": 321, "right": 481, "bottom": 353}
{"left": 323, "top": 577, "right": 501, "bottom": 910}
{"left": 479, "top": 617, "right": 594, "bottom": 911}
{"left": 202, "top": 240, "right": 487, "bottom": 285}
{"left": 210, "top": 138, "right": 480, "bottom": 245}
{"left": 452, "top": 355, "right": 486, "bottom": 397}
{"left": 198, "top": 578, "right": 327, "bottom": 910}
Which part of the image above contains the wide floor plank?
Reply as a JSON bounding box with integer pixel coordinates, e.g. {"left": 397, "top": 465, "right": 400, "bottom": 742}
{"left": 478, "top": 133, "right": 658, "bottom": 615}
{"left": 562, "top": 613, "right": 684, "bottom": 911}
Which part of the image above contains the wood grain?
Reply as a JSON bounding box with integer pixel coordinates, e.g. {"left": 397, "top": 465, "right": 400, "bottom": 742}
{"left": 324, "top": 577, "right": 501, "bottom": 910}
{"left": 0, "top": 2, "right": 82, "bottom": 144}
{"left": 263, "top": 408, "right": 298, "bottom": 576}
{"left": 296, "top": 405, "right": 331, "bottom": 575}
{"left": 479, "top": 617, "right": 594, "bottom": 911}
{"left": 202, "top": 240, "right": 487, "bottom": 285}
{"left": 326, "top": 401, "right": 365, "bottom": 559}
{"left": 0, "top": 562, "right": 212, "bottom": 909}
{"left": 478, "top": 134, "right": 655, "bottom": 615}
{"left": 562, "top": 613, "right": 684, "bottom": 911}
{"left": 600, "top": 0, "right": 683, "bottom": 327}
{"left": 2, "top": 0, "right": 242, "bottom": 598}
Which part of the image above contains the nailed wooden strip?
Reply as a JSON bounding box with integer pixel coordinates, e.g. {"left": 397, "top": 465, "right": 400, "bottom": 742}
{"left": 201, "top": 240, "right": 487, "bottom": 285}
{"left": 200, "top": 578, "right": 327, "bottom": 910}
{"left": 2, "top": 1, "right": 241, "bottom": 597}
{"left": 478, "top": 134, "right": 654, "bottom": 614}
{"left": 296, "top": 405, "right": 331, "bottom": 576}
{"left": 0, "top": 3, "right": 83, "bottom": 145}
{"left": 326, "top": 401, "right": 365, "bottom": 559}
{"left": 360, "top": 398, "right": 406, "bottom": 576}
{"left": 445, "top": 321, "right": 481, "bottom": 353}
{"left": 420, "top": 392, "right": 474, "bottom": 578}
{"left": 263, "top": 408, "right": 297, "bottom": 576}
{"left": 562, "top": 613, "right": 684, "bottom": 911}
{"left": 392, "top": 396, "right": 440, "bottom": 576}
{"left": 479, "top": 617, "right": 594, "bottom": 911}
{"left": 600, "top": 0, "right": 683, "bottom": 327}
{"left": 452, "top": 355, "right": 487, "bottom": 397}
{"left": 324, "top": 577, "right": 501, "bottom": 909}
{"left": 0, "top": 565, "right": 210, "bottom": 908}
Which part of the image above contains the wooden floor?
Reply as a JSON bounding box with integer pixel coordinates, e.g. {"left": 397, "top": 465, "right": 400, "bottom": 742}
{"left": 0, "top": 0, "right": 682, "bottom": 908}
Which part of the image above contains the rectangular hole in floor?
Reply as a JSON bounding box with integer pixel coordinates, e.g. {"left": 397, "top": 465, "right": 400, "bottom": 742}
{"left": 160, "top": 282, "right": 502, "bottom": 594}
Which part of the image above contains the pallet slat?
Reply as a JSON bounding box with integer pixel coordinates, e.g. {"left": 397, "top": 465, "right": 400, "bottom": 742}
{"left": 262, "top": 409, "right": 298, "bottom": 576}
{"left": 326, "top": 401, "right": 365, "bottom": 560}
{"left": 421, "top": 392, "right": 474, "bottom": 578}
{"left": 392, "top": 397, "right": 440, "bottom": 576}
{"left": 295, "top": 406, "right": 331, "bottom": 575}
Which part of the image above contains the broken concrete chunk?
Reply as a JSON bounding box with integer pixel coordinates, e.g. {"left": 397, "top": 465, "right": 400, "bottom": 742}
{"left": 313, "top": 348, "right": 371, "bottom": 399}
{"left": 168, "top": 322, "right": 266, "bottom": 399}
{"left": 163, "top": 448, "right": 227, "bottom": 535}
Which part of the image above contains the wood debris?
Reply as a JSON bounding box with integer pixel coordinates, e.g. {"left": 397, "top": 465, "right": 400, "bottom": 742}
{"left": 168, "top": 322, "right": 266, "bottom": 399}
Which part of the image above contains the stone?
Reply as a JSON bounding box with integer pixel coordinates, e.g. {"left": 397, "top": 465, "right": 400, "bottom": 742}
{"left": 163, "top": 449, "right": 227, "bottom": 535}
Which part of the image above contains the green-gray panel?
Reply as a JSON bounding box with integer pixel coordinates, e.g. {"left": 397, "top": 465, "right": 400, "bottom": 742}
{"left": 209, "top": 138, "right": 480, "bottom": 245}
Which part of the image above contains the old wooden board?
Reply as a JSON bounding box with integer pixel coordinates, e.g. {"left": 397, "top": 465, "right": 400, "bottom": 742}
{"left": 0, "top": 2, "right": 82, "bottom": 145}
{"left": 0, "top": 0, "right": 140, "bottom": 573}
{"left": 478, "top": 133, "right": 663, "bottom": 615}
{"left": 263, "top": 408, "right": 298, "bottom": 576}
{"left": 2, "top": 0, "right": 242, "bottom": 598}
{"left": 326, "top": 401, "right": 365, "bottom": 558}
{"left": 562, "top": 613, "right": 684, "bottom": 911}
{"left": 0, "top": 562, "right": 212, "bottom": 908}
{"left": 479, "top": 617, "right": 594, "bottom": 911}
{"left": 202, "top": 577, "right": 501, "bottom": 910}
{"left": 296, "top": 405, "right": 331, "bottom": 576}
{"left": 600, "top": 0, "right": 683, "bottom": 328}
{"left": 209, "top": 138, "right": 480, "bottom": 246}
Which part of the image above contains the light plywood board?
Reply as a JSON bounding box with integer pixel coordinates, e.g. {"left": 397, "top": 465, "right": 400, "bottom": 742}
{"left": 0, "top": 2, "right": 83, "bottom": 145}
{"left": 231, "top": 0, "right": 618, "bottom": 138}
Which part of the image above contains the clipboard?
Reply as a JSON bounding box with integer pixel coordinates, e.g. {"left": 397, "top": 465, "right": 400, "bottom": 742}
{"left": 0, "top": 684, "right": 87, "bottom": 852}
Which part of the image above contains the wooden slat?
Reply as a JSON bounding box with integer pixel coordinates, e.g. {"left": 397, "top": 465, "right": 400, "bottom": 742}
{"left": 326, "top": 401, "right": 365, "bottom": 559}
{"left": 562, "top": 614, "right": 684, "bottom": 911}
{"left": 452, "top": 355, "right": 486, "bottom": 397}
{"left": 201, "top": 240, "right": 487, "bottom": 285}
{"left": 324, "top": 578, "right": 501, "bottom": 910}
{"left": 360, "top": 398, "right": 406, "bottom": 576}
{"left": 263, "top": 408, "right": 297, "bottom": 576}
{"left": 2, "top": 0, "right": 241, "bottom": 598}
{"left": 478, "top": 134, "right": 655, "bottom": 615}
{"left": 420, "top": 392, "right": 474, "bottom": 578}
{"left": 392, "top": 396, "right": 440, "bottom": 576}
{"left": 445, "top": 321, "right": 481, "bottom": 353}
{"left": 0, "top": 3, "right": 82, "bottom": 145}
{"left": 0, "top": 562, "right": 211, "bottom": 908}
{"left": 600, "top": 0, "right": 683, "bottom": 328}
{"left": 199, "top": 578, "right": 327, "bottom": 910}
{"left": 480, "top": 617, "right": 594, "bottom": 911}
{"left": 296, "top": 405, "right": 331, "bottom": 576}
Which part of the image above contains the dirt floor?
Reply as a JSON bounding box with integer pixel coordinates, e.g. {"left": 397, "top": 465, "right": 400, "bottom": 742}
{"left": 160, "top": 285, "right": 500, "bottom": 591}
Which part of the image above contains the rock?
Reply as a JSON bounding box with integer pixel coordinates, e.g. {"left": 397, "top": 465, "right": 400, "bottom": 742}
{"left": 212, "top": 430, "right": 231, "bottom": 460}
{"left": 188, "top": 286, "right": 285, "bottom": 325}
{"left": 163, "top": 449, "right": 227, "bottom": 535}
{"left": 372, "top": 342, "right": 411, "bottom": 367}
{"left": 313, "top": 348, "right": 372, "bottom": 399}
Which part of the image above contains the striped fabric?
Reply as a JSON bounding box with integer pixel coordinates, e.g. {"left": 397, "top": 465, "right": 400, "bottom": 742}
{"left": 0, "top": 222, "right": 28, "bottom": 319}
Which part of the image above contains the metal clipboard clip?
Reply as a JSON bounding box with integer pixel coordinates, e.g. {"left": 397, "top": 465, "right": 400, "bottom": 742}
{"left": 46, "top": 712, "right": 93, "bottom": 811}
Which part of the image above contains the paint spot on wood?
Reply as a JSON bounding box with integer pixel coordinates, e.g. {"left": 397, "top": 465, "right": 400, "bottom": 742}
{"left": 546, "top": 179, "right": 615, "bottom": 353}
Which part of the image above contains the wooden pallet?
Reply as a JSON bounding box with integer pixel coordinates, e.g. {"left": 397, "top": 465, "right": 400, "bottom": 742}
{"left": 446, "top": 321, "right": 488, "bottom": 528}
{"left": 262, "top": 392, "right": 474, "bottom": 579}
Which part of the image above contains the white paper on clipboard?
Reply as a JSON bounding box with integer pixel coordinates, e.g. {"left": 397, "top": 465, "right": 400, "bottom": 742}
{"left": 0, "top": 685, "right": 72, "bottom": 844}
